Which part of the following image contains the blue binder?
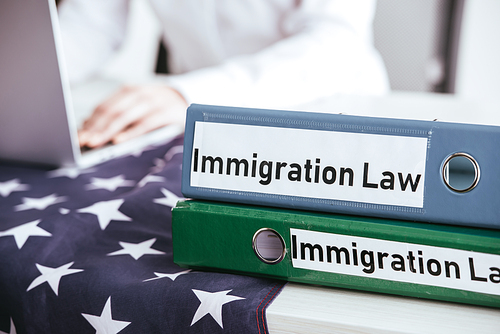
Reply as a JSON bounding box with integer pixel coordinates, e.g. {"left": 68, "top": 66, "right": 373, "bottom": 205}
{"left": 181, "top": 104, "right": 500, "bottom": 229}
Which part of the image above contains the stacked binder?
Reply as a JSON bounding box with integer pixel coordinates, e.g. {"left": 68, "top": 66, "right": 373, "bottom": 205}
{"left": 172, "top": 104, "right": 500, "bottom": 308}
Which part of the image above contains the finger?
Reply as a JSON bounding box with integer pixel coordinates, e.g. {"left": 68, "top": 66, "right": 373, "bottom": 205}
{"left": 80, "top": 85, "right": 188, "bottom": 148}
{"left": 86, "top": 101, "right": 154, "bottom": 148}
{"left": 112, "top": 99, "right": 188, "bottom": 145}
{"left": 83, "top": 90, "right": 149, "bottom": 147}
{"left": 112, "top": 109, "right": 169, "bottom": 144}
{"left": 81, "top": 86, "right": 140, "bottom": 134}
{"left": 78, "top": 130, "right": 91, "bottom": 147}
{"left": 91, "top": 86, "right": 188, "bottom": 146}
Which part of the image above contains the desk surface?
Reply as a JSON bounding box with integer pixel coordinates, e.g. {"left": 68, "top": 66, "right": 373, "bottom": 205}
{"left": 292, "top": 91, "right": 500, "bottom": 126}
{"left": 267, "top": 283, "right": 500, "bottom": 334}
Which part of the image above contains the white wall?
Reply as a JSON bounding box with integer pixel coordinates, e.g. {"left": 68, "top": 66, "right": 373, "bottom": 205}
{"left": 454, "top": 0, "right": 500, "bottom": 103}
{"left": 373, "top": 0, "right": 448, "bottom": 92}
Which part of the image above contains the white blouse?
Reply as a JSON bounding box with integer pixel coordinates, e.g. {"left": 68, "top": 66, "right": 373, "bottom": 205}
{"left": 59, "top": 0, "right": 389, "bottom": 108}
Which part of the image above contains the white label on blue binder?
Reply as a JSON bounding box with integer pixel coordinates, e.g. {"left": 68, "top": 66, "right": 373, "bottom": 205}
{"left": 291, "top": 228, "right": 500, "bottom": 296}
{"left": 191, "top": 122, "right": 428, "bottom": 208}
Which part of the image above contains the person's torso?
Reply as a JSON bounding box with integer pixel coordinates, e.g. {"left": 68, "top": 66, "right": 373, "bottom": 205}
{"left": 148, "top": 0, "right": 296, "bottom": 73}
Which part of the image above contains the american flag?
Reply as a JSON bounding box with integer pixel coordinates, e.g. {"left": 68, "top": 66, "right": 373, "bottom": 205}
{"left": 0, "top": 136, "right": 284, "bottom": 333}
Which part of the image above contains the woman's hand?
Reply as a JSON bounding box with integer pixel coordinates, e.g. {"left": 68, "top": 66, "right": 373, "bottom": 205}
{"left": 78, "top": 84, "right": 188, "bottom": 148}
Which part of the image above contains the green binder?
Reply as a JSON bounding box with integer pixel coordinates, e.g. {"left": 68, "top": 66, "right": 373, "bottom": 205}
{"left": 172, "top": 200, "right": 500, "bottom": 308}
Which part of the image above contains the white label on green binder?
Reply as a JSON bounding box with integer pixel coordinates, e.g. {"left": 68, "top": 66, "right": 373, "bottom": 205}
{"left": 191, "top": 122, "right": 428, "bottom": 208}
{"left": 291, "top": 228, "right": 500, "bottom": 296}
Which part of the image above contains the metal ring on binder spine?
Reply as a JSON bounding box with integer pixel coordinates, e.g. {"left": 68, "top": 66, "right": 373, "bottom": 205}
{"left": 442, "top": 152, "right": 480, "bottom": 193}
{"left": 252, "top": 228, "right": 286, "bottom": 264}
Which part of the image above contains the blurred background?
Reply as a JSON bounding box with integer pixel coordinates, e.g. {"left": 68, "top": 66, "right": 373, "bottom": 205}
{"left": 84, "top": 0, "right": 499, "bottom": 104}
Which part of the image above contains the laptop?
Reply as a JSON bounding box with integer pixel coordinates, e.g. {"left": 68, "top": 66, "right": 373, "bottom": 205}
{"left": 0, "top": 0, "right": 183, "bottom": 168}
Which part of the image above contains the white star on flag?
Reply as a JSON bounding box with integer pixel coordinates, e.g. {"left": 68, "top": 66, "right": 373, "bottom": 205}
{"left": 0, "top": 220, "right": 51, "bottom": 249}
{"left": 0, "top": 318, "right": 16, "bottom": 334}
{"left": 128, "top": 145, "right": 154, "bottom": 158}
{"left": 47, "top": 167, "right": 96, "bottom": 179}
{"left": 59, "top": 208, "right": 70, "bottom": 215}
{"left": 82, "top": 297, "right": 131, "bottom": 334}
{"left": 153, "top": 188, "right": 182, "bottom": 208}
{"left": 137, "top": 174, "right": 166, "bottom": 188}
{"left": 27, "top": 262, "right": 83, "bottom": 296}
{"left": 107, "top": 238, "right": 165, "bottom": 260}
{"left": 0, "top": 178, "right": 29, "bottom": 197}
{"left": 143, "top": 269, "right": 191, "bottom": 282}
{"left": 150, "top": 158, "right": 166, "bottom": 173}
{"left": 191, "top": 289, "right": 245, "bottom": 328}
{"left": 77, "top": 199, "right": 131, "bottom": 230}
{"left": 85, "top": 175, "right": 135, "bottom": 192}
{"left": 164, "top": 145, "right": 183, "bottom": 161}
{"left": 14, "top": 194, "right": 67, "bottom": 211}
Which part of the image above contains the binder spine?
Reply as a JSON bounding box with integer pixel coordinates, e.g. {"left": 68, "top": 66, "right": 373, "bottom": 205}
{"left": 182, "top": 104, "right": 500, "bottom": 229}
{"left": 172, "top": 200, "right": 500, "bottom": 308}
